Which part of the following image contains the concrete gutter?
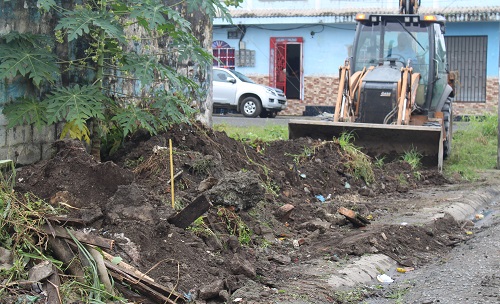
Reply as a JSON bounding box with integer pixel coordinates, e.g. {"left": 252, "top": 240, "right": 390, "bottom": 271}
{"left": 326, "top": 181, "right": 500, "bottom": 289}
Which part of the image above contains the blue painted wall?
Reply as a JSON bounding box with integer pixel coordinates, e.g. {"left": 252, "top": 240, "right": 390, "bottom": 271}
{"left": 213, "top": 24, "right": 356, "bottom": 76}
{"left": 214, "top": 21, "right": 499, "bottom": 77}
{"left": 445, "top": 22, "right": 499, "bottom": 76}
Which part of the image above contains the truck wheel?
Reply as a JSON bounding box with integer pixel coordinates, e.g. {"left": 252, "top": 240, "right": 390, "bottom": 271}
{"left": 241, "top": 97, "right": 261, "bottom": 118}
{"left": 442, "top": 97, "right": 453, "bottom": 159}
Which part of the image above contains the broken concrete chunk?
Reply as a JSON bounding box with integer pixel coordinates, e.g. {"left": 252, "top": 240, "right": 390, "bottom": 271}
{"left": 28, "top": 260, "right": 54, "bottom": 282}
{"left": 268, "top": 254, "right": 292, "bottom": 265}
{"left": 198, "top": 279, "right": 225, "bottom": 300}
{"left": 274, "top": 203, "right": 295, "bottom": 221}
{"left": 0, "top": 247, "right": 13, "bottom": 270}
{"left": 230, "top": 254, "right": 256, "bottom": 278}
{"left": 208, "top": 171, "right": 264, "bottom": 210}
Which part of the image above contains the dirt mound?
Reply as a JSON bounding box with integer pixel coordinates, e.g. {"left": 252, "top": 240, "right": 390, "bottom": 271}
{"left": 14, "top": 122, "right": 463, "bottom": 303}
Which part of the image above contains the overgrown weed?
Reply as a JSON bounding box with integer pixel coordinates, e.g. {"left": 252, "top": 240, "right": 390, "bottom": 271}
{"left": 336, "top": 132, "right": 375, "bottom": 184}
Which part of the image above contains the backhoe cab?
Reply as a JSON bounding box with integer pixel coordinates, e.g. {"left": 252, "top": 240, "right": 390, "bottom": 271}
{"left": 289, "top": 12, "right": 455, "bottom": 171}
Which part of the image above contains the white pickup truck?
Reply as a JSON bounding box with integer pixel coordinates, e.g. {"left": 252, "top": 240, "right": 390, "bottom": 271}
{"left": 212, "top": 67, "right": 287, "bottom": 118}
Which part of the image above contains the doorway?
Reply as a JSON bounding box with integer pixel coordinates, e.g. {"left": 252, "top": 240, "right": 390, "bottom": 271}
{"left": 285, "top": 44, "right": 301, "bottom": 99}
{"left": 269, "top": 37, "right": 303, "bottom": 100}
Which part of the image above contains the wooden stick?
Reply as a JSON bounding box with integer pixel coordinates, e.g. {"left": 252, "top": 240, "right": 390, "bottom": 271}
{"left": 105, "top": 261, "right": 184, "bottom": 304}
{"left": 42, "top": 225, "right": 114, "bottom": 250}
{"left": 99, "top": 250, "right": 155, "bottom": 282}
{"left": 167, "top": 170, "right": 183, "bottom": 185}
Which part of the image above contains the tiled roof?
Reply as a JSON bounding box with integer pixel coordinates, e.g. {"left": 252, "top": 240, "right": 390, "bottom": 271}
{"left": 228, "top": 6, "right": 500, "bottom": 22}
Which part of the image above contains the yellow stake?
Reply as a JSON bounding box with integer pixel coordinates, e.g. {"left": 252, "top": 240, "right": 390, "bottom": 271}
{"left": 169, "top": 139, "right": 174, "bottom": 209}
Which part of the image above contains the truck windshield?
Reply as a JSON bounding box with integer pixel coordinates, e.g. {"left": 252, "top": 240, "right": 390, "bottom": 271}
{"left": 353, "top": 22, "right": 430, "bottom": 74}
{"left": 231, "top": 70, "right": 255, "bottom": 84}
{"left": 353, "top": 20, "right": 431, "bottom": 105}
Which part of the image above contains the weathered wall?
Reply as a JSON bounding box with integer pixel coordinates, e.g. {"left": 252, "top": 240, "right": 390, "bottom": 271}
{"left": 0, "top": 1, "right": 61, "bottom": 164}
{"left": 0, "top": 1, "right": 213, "bottom": 165}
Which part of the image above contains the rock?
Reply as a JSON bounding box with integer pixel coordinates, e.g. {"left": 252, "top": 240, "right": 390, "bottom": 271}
{"left": 269, "top": 254, "right": 291, "bottom": 265}
{"left": 0, "top": 247, "right": 13, "bottom": 270}
{"left": 208, "top": 171, "right": 264, "bottom": 210}
{"left": 358, "top": 187, "right": 375, "bottom": 197}
{"left": 227, "top": 235, "right": 241, "bottom": 252}
{"left": 28, "top": 260, "right": 54, "bottom": 282}
{"left": 198, "top": 279, "right": 225, "bottom": 300}
{"left": 198, "top": 176, "right": 218, "bottom": 192}
{"left": 273, "top": 203, "right": 295, "bottom": 221}
{"left": 230, "top": 254, "right": 256, "bottom": 278}
{"left": 298, "top": 219, "right": 331, "bottom": 233}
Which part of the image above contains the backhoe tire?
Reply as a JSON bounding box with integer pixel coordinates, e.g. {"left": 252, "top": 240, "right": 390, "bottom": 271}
{"left": 241, "top": 97, "right": 262, "bottom": 118}
{"left": 442, "top": 97, "right": 453, "bottom": 159}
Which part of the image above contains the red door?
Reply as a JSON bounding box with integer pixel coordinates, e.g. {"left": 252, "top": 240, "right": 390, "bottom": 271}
{"left": 270, "top": 37, "right": 303, "bottom": 94}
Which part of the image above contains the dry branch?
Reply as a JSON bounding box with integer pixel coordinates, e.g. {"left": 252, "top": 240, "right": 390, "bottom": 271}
{"left": 99, "top": 250, "right": 155, "bottom": 282}
{"left": 104, "top": 260, "right": 185, "bottom": 304}
{"left": 42, "top": 225, "right": 114, "bottom": 249}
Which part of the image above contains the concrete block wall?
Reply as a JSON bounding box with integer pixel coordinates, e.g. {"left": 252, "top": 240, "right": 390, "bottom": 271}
{"left": 0, "top": 115, "right": 58, "bottom": 165}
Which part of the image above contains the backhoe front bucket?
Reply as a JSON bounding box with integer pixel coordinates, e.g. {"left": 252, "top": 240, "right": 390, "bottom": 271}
{"left": 288, "top": 120, "right": 443, "bottom": 170}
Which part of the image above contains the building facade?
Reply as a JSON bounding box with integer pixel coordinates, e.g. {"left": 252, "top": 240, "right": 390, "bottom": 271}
{"left": 213, "top": 1, "right": 500, "bottom": 116}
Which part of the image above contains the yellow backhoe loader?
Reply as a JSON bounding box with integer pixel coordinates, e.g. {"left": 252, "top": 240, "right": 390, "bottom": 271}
{"left": 289, "top": 7, "right": 457, "bottom": 171}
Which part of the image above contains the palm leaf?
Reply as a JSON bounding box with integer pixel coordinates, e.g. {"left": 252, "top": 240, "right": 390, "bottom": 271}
{"left": 129, "top": 1, "right": 167, "bottom": 32}
{"left": 2, "top": 98, "right": 48, "bottom": 130}
{"left": 0, "top": 42, "right": 58, "bottom": 87}
{"left": 112, "top": 106, "right": 158, "bottom": 137}
{"left": 56, "top": 8, "right": 125, "bottom": 42}
{"left": 42, "top": 84, "right": 106, "bottom": 130}
{"left": 119, "top": 53, "right": 157, "bottom": 86}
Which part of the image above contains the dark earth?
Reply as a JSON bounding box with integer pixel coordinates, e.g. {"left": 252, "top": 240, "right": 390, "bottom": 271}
{"left": 12, "top": 122, "right": 475, "bottom": 303}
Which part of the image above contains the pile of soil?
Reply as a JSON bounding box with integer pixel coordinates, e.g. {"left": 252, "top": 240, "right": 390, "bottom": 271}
{"left": 14, "top": 122, "right": 465, "bottom": 303}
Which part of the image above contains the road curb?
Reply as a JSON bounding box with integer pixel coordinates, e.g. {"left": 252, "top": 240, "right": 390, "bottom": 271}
{"left": 327, "top": 184, "right": 500, "bottom": 290}
{"left": 440, "top": 186, "right": 500, "bottom": 221}
{"left": 326, "top": 254, "right": 396, "bottom": 289}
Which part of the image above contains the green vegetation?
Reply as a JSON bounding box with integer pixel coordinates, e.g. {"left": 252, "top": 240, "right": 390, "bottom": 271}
{"left": 187, "top": 216, "right": 216, "bottom": 238}
{"left": 285, "top": 144, "right": 319, "bottom": 166}
{"left": 217, "top": 207, "right": 252, "bottom": 246}
{"left": 1, "top": 0, "right": 232, "bottom": 159}
{"left": 445, "top": 115, "right": 498, "bottom": 180}
{"left": 336, "top": 132, "right": 375, "bottom": 184}
{"left": 0, "top": 187, "right": 126, "bottom": 302}
{"left": 213, "top": 124, "right": 287, "bottom": 147}
{"left": 401, "top": 148, "right": 422, "bottom": 170}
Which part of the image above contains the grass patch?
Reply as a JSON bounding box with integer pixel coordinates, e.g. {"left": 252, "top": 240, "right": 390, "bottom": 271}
{"left": 445, "top": 115, "right": 498, "bottom": 180}
{"left": 213, "top": 123, "right": 287, "bottom": 145}
{"left": 401, "top": 148, "right": 422, "bottom": 170}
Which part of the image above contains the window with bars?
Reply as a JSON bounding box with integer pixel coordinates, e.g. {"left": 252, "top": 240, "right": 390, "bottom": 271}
{"left": 445, "top": 36, "right": 487, "bottom": 103}
{"left": 212, "top": 40, "right": 236, "bottom": 69}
